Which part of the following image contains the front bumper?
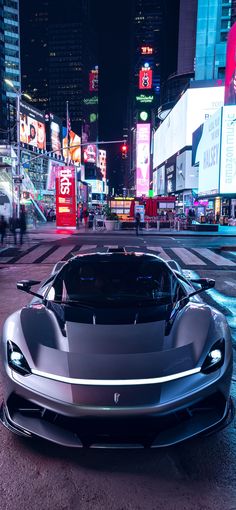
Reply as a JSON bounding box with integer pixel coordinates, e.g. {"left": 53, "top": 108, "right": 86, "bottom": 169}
{"left": 0, "top": 361, "right": 234, "bottom": 448}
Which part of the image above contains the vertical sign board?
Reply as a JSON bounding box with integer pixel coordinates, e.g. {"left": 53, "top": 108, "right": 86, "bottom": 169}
{"left": 56, "top": 166, "right": 77, "bottom": 228}
{"left": 136, "top": 123, "right": 151, "bottom": 197}
{"left": 224, "top": 22, "right": 236, "bottom": 105}
{"left": 220, "top": 105, "right": 236, "bottom": 193}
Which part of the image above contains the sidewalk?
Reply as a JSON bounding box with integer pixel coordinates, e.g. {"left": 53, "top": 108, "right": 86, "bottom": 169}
{"left": 29, "top": 222, "right": 236, "bottom": 237}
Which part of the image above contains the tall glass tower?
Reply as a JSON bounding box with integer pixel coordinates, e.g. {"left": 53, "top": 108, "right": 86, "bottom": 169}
{"left": 195, "top": 0, "right": 232, "bottom": 80}
{"left": 0, "top": 0, "right": 21, "bottom": 138}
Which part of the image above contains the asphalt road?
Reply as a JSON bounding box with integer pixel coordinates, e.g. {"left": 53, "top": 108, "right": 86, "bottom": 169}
{"left": 0, "top": 232, "right": 236, "bottom": 510}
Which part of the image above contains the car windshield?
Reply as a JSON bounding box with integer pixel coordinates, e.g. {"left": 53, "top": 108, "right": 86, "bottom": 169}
{"left": 46, "top": 255, "right": 184, "bottom": 307}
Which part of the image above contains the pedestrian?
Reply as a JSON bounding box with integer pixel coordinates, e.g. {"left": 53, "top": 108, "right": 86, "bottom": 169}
{"left": 83, "top": 208, "right": 89, "bottom": 228}
{"left": 135, "top": 211, "right": 141, "bottom": 236}
{"left": 0, "top": 215, "right": 7, "bottom": 245}
{"left": 19, "top": 206, "right": 27, "bottom": 245}
{"left": 9, "top": 216, "right": 17, "bottom": 244}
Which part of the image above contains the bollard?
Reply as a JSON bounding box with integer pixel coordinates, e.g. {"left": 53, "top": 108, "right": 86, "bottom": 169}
{"left": 157, "top": 220, "right": 160, "bottom": 231}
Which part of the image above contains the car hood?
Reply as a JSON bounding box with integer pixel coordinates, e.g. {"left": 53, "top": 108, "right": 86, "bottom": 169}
{"left": 10, "top": 301, "right": 219, "bottom": 381}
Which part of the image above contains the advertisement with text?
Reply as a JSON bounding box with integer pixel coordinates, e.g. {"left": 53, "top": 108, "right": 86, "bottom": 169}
{"left": 20, "top": 101, "right": 46, "bottom": 152}
{"left": 136, "top": 123, "right": 150, "bottom": 197}
{"left": 56, "top": 166, "right": 77, "bottom": 228}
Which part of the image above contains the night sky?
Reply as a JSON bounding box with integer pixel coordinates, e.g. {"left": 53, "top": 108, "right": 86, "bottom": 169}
{"left": 92, "top": 1, "right": 132, "bottom": 191}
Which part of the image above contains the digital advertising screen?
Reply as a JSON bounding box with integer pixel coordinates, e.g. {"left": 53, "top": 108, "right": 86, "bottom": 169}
{"left": 99, "top": 149, "right": 106, "bottom": 180}
{"left": 156, "top": 165, "right": 165, "bottom": 195}
{"left": 220, "top": 105, "right": 236, "bottom": 193}
{"left": 47, "top": 160, "right": 64, "bottom": 191}
{"left": 224, "top": 23, "right": 236, "bottom": 105}
{"left": 69, "top": 131, "right": 81, "bottom": 163}
{"left": 56, "top": 166, "right": 77, "bottom": 228}
{"left": 89, "top": 68, "right": 98, "bottom": 92}
{"left": 85, "top": 179, "right": 103, "bottom": 193}
{"left": 176, "top": 151, "right": 198, "bottom": 191}
{"left": 136, "top": 123, "right": 150, "bottom": 197}
{"left": 165, "top": 165, "right": 176, "bottom": 194}
{"left": 153, "top": 86, "right": 224, "bottom": 168}
{"left": 20, "top": 101, "right": 46, "bottom": 152}
{"left": 153, "top": 169, "right": 158, "bottom": 196}
{"left": 195, "top": 108, "right": 222, "bottom": 196}
{"left": 83, "top": 144, "right": 97, "bottom": 164}
{"left": 45, "top": 112, "right": 63, "bottom": 158}
{"left": 139, "top": 69, "right": 152, "bottom": 90}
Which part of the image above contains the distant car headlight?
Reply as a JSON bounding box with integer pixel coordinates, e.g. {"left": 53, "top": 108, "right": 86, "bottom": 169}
{"left": 7, "top": 341, "right": 31, "bottom": 376}
{"left": 201, "top": 339, "right": 225, "bottom": 374}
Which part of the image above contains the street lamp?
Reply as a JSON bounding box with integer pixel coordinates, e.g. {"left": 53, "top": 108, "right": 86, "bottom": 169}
{"left": 4, "top": 78, "right": 32, "bottom": 218}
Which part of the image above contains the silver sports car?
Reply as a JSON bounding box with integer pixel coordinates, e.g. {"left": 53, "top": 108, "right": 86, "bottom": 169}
{"left": 0, "top": 251, "right": 234, "bottom": 448}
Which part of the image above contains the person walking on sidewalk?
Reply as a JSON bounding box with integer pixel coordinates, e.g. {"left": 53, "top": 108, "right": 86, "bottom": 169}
{"left": 135, "top": 211, "right": 141, "bottom": 236}
{"left": 83, "top": 208, "right": 89, "bottom": 228}
{"left": 0, "top": 215, "right": 7, "bottom": 245}
{"left": 19, "top": 206, "right": 27, "bottom": 245}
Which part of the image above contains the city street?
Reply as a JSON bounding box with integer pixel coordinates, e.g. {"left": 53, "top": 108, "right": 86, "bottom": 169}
{"left": 0, "top": 229, "right": 236, "bottom": 510}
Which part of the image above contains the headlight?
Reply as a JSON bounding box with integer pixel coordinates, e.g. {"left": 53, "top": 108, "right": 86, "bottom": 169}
{"left": 201, "top": 339, "right": 225, "bottom": 374}
{"left": 7, "top": 341, "right": 31, "bottom": 376}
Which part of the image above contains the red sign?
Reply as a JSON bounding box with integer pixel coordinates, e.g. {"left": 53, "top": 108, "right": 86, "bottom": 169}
{"left": 224, "top": 23, "right": 236, "bottom": 105}
{"left": 139, "top": 69, "right": 152, "bottom": 89}
{"left": 56, "top": 166, "right": 77, "bottom": 228}
{"left": 89, "top": 69, "right": 98, "bottom": 92}
{"left": 141, "top": 46, "right": 153, "bottom": 55}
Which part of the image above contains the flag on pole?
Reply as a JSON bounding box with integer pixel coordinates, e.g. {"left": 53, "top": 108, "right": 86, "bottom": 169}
{"left": 66, "top": 101, "right": 71, "bottom": 163}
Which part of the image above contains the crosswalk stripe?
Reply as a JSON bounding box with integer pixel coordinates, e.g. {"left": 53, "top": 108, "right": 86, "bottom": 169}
{"left": 0, "top": 257, "right": 14, "bottom": 263}
{"left": 42, "top": 245, "right": 76, "bottom": 263}
{"left": 224, "top": 280, "right": 236, "bottom": 289}
{"left": 192, "top": 248, "right": 236, "bottom": 266}
{"left": 78, "top": 244, "right": 97, "bottom": 252}
{"left": 170, "top": 247, "right": 206, "bottom": 265}
{"left": 146, "top": 246, "right": 170, "bottom": 260}
{"left": 104, "top": 245, "right": 118, "bottom": 249}
{"left": 15, "top": 245, "right": 53, "bottom": 264}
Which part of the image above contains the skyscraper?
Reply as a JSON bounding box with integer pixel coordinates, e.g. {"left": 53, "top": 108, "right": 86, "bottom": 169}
{"left": 0, "top": 0, "right": 21, "bottom": 139}
{"left": 195, "top": 0, "right": 233, "bottom": 80}
{"left": 20, "top": 0, "right": 98, "bottom": 137}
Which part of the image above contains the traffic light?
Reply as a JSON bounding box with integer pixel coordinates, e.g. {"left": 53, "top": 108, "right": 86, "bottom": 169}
{"left": 121, "top": 143, "right": 128, "bottom": 159}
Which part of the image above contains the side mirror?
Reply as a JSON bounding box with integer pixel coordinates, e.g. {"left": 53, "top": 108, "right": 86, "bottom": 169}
{"left": 190, "top": 278, "right": 215, "bottom": 290}
{"left": 17, "top": 280, "right": 43, "bottom": 300}
{"left": 17, "top": 280, "right": 41, "bottom": 292}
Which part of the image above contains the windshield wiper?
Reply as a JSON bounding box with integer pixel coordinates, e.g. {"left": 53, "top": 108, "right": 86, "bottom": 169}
{"left": 53, "top": 300, "right": 96, "bottom": 310}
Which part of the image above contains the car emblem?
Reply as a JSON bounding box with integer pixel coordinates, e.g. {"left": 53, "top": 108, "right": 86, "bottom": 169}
{"left": 114, "top": 392, "right": 120, "bottom": 404}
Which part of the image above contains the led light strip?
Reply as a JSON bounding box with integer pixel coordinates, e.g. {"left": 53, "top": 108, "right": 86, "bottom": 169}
{"left": 31, "top": 367, "right": 201, "bottom": 386}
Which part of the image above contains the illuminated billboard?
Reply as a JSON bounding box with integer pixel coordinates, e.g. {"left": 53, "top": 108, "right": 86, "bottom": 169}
{"left": 83, "top": 144, "right": 97, "bottom": 164}
{"left": 89, "top": 67, "right": 98, "bottom": 92}
{"left": 194, "top": 108, "right": 222, "bottom": 196}
{"left": 85, "top": 179, "right": 103, "bottom": 193}
{"left": 153, "top": 169, "right": 158, "bottom": 196}
{"left": 56, "top": 166, "right": 77, "bottom": 228}
{"left": 136, "top": 94, "right": 154, "bottom": 104}
{"left": 69, "top": 131, "right": 81, "bottom": 163}
{"left": 47, "top": 160, "right": 64, "bottom": 191}
{"left": 153, "top": 86, "right": 224, "bottom": 168}
{"left": 224, "top": 23, "right": 236, "bottom": 105}
{"left": 62, "top": 130, "right": 81, "bottom": 163}
{"left": 136, "top": 123, "right": 150, "bottom": 197}
{"left": 98, "top": 149, "right": 106, "bottom": 180}
{"left": 20, "top": 101, "right": 46, "bottom": 152}
{"left": 166, "top": 165, "right": 175, "bottom": 193}
{"left": 139, "top": 69, "right": 152, "bottom": 89}
{"left": 156, "top": 165, "right": 165, "bottom": 195}
{"left": 176, "top": 151, "right": 198, "bottom": 191}
{"left": 220, "top": 105, "right": 236, "bottom": 193}
{"left": 45, "top": 112, "right": 62, "bottom": 158}
{"left": 141, "top": 46, "right": 153, "bottom": 55}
